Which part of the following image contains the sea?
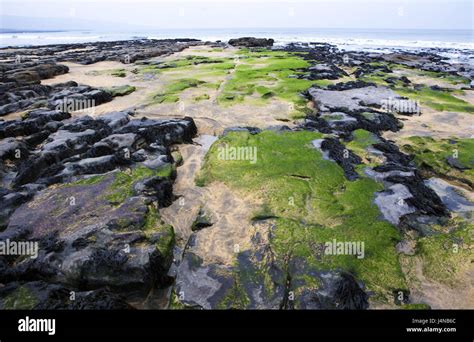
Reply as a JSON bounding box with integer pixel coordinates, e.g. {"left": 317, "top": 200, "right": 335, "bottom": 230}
{"left": 1, "top": 27, "right": 473, "bottom": 64}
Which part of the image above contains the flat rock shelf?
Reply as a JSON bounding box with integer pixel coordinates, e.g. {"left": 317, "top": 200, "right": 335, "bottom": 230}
{"left": 0, "top": 38, "right": 472, "bottom": 310}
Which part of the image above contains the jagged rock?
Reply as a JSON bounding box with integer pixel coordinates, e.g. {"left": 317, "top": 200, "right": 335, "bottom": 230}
{"left": 174, "top": 251, "right": 234, "bottom": 309}
{"left": 320, "top": 138, "right": 362, "bottom": 181}
{"left": 134, "top": 176, "right": 174, "bottom": 207}
{"left": 304, "top": 63, "right": 348, "bottom": 80}
{"left": 0, "top": 187, "right": 37, "bottom": 230}
{"left": 324, "top": 272, "right": 369, "bottom": 310}
{"left": 293, "top": 269, "right": 369, "bottom": 310}
{"left": 385, "top": 175, "right": 449, "bottom": 217}
{"left": 0, "top": 104, "right": 197, "bottom": 308}
{"left": 0, "top": 174, "right": 172, "bottom": 291}
{"left": 228, "top": 37, "right": 274, "bottom": 48}
{"left": 96, "top": 111, "right": 132, "bottom": 129}
{"left": 0, "top": 109, "right": 70, "bottom": 139}
{"left": 385, "top": 76, "right": 411, "bottom": 86}
{"left": 0, "top": 80, "right": 114, "bottom": 117}
{"left": 116, "top": 117, "right": 197, "bottom": 145}
{"left": 14, "top": 126, "right": 109, "bottom": 186}
{"left": 372, "top": 140, "right": 413, "bottom": 166}
{"left": 12, "top": 114, "right": 196, "bottom": 188}
{"left": 0, "top": 138, "right": 29, "bottom": 161}
{"left": 191, "top": 208, "right": 213, "bottom": 232}
{"left": 354, "top": 62, "right": 392, "bottom": 78}
{"left": 2, "top": 63, "right": 69, "bottom": 86}
{"left": 365, "top": 165, "right": 414, "bottom": 183}
{"left": 326, "top": 80, "right": 376, "bottom": 91}
{"left": 0, "top": 281, "right": 133, "bottom": 310}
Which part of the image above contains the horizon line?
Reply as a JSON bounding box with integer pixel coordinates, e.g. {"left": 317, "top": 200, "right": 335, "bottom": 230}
{"left": 2, "top": 27, "right": 473, "bottom": 32}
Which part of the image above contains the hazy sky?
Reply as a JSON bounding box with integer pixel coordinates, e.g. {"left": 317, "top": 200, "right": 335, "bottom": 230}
{"left": 1, "top": 0, "right": 473, "bottom": 30}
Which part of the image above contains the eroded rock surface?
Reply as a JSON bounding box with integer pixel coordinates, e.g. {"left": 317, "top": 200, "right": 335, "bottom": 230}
{"left": 0, "top": 107, "right": 197, "bottom": 308}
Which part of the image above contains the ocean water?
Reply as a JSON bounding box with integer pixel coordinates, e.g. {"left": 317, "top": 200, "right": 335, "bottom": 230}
{"left": 1, "top": 27, "right": 473, "bottom": 63}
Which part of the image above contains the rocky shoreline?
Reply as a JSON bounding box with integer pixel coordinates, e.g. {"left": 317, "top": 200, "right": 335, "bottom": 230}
{"left": 0, "top": 38, "right": 472, "bottom": 309}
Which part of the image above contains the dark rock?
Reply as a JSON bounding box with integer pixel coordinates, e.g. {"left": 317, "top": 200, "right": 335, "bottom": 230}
{"left": 228, "top": 37, "right": 274, "bottom": 48}
{"left": 223, "top": 126, "right": 262, "bottom": 136}
{"left": 0, "top": 109, "right": 70, "bottom": 139}
{"left": 116, "top": 116, "right": 197, "bottom": 146}
{"left": 372, "top": 140, "right": 413, "bottom": 166}
{"left": 304, "top": 63, "right": 348, "bottom": 80}
{"left": 134, "top": 176, "right": 174, "bottom": 207}
{"left": 446, "top": 156, "right": 470, "bottom": 171}
{"left": 0, "top": 188, "right": 35, "bottom": 230}
{"left": 191, "top": 208, "right": 213, "bottom": 231}
{"left": 295, "top": 270, "right": 369, "bottom": 310}
{"left": 385, "top": 175, "right": 449, "bottom": 217}
{"left": 320, "top": 138, "right": 362, "bottom": 181}
{"left": 0, "top": 281, "right": 133, "bottom": 310}
{"left": 0, "top": 137, "right": 29, "bottom": 161}
{"left": 326, "top": 80, "right": 376, "bottom": 91}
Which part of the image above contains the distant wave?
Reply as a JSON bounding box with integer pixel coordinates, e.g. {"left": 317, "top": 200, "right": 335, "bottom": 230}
{"left": 1, "top": 29, "right": 473, "bottom": 57}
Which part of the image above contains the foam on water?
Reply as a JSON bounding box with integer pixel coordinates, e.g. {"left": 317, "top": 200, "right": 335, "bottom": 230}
{"left": 1, "top": 28, "right": 472, "bottom": 65}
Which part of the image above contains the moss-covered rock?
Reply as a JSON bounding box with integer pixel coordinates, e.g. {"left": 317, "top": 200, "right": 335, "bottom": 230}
{"left": 401, "top": 136, "right": 474, "bottom": 188}
{"left": 198, "top": 130, "right": 407, "bottom": 304}
{"left": 3, "top": 286, "right": 38, "bottom": 310}
{"left": 104, "top": 85, "right": 136, "bottom": 97}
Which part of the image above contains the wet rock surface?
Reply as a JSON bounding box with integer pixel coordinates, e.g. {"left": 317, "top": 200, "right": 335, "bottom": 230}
{"left": 0, "top": 39, "right": 202, "bottom": 117}
{"left": 0, "top": 280, "right": 134, "bottom": 309}
{"left": 0, "top": 38, "right": 472, "bottom": 311}
{"left": 228, "top": 37, "right": 274, "bottom": 48}
{"left": 0, "top": 39, "right": 201, "bottom": 65}
{"left": 0, "top": 81, "right": 115, "bottom": 117}
{"left": 291, "top": 43, "right": 454, "bottom": 233}
{"left": 0, "top": 99, "right": 197, "bottom": 307}
{"left": 166, "top": 42, "right": 473, "bottom": 311}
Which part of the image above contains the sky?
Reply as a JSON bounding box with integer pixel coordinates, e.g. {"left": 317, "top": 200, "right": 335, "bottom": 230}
{"left": 1, "top": 0, "right": 473, "bottom": 30}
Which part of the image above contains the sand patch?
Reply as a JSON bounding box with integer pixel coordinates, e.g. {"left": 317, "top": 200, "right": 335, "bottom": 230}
{"left": 392, "top": 67, "right": 467, "bottom": 90}
{"left": 384, "top": 106, "right": 474, "bottom": 141}
{"left": 160, "top": 134, "right": 259, "bottom": 266}
{"left": 3, "top": 46, "right": 301, "bottom": 129}
{"left": 401, "top": 257, "right": 474, "bottom": 309}
{"left": 42, "top": 61, "right": 133, "bottom": 88}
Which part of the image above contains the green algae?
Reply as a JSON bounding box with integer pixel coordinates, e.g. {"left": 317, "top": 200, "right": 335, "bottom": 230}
{"left": 66, "top": 174, "right": 108, "bottom": 187}
{"left": 199, "top": 130, "right": 407, "bottom": 301}
{"left": 346, "top": 129, "right": 383, "bottom": 168}
{"left": 106, "top": 165, "right": 174, "bottom": 204}
{"left": 415, "top": 220, "right": 473, "bottom": 287}
{"left": 193, "top": 93, "right": 210, "bottom": 102}
{"left": 111, "top": 69, "right": 127, "bottom": 77}
{"left": 148, "top": 78, "right": 206, "bottom": 105}
{"left": 143, "top": 205, "right": 175, "bottom": 260}
{"left": 217, "top": 49, "right": 313, "bottom": 116}
{"left": 414, "top": 69, "right": 470, "bottom": 85}
{"left": 3, "top": 286, "right": 38, "bottom": 310}
{"left": 401, "top": 136, "right": 474, "bottom": 186}
{"left": 400, "top": 303, "right": 431, "bottom": 310}
{"left": 394, "top": 86, "right": 474, "bottom": 114}
{"left": 103, "top": 85, "right": 136, "bottom": 97}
